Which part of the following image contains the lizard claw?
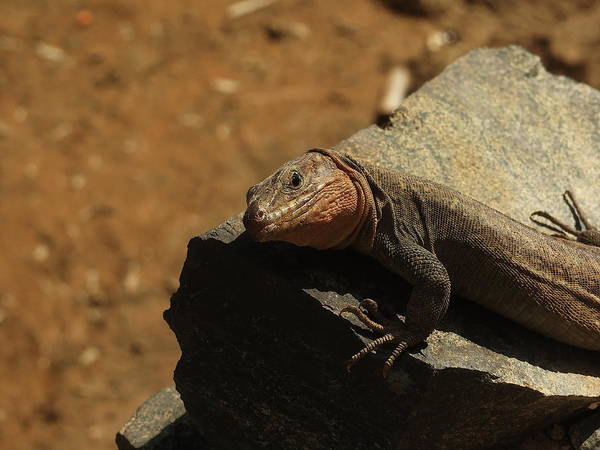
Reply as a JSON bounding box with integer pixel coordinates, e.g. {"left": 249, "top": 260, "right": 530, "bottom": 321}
{"left": 340, "top": 301, "right": 417, "bottom": 377}
{"left": 339, "top": 303, "right": 385, "bottom": 333}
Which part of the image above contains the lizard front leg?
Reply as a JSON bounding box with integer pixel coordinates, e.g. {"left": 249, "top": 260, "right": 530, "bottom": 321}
{"left": 341, "top": 243, "right": 451, "bottom": 377}
{"left": 530, "top": 190, "right": 600, "bottom": 247}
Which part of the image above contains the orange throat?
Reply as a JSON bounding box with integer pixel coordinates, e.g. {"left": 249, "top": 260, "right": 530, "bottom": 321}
{"left": 290, "top": 157, "right": 375, "bottom": 250}
{"left": 327, "top": 159, "right": 376, "bottom": 251}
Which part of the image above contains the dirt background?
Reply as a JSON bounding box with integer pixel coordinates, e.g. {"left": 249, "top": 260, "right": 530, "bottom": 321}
{"left": 0, "top": 0, "right": 599, "bottom": 449}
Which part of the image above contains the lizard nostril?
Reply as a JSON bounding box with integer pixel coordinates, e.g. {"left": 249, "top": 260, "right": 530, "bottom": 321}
{"left": 255, "top": 209, "right": 265, "bottom": 220}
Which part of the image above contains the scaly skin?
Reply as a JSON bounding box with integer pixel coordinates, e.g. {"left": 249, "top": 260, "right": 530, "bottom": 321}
{"left": 244, "top": 148, "right": 600, "bottom": 377}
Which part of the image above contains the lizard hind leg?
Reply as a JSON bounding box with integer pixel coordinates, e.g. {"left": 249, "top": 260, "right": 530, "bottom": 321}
{"left": 530, "top": 190, "right": 600, "bottom": 247}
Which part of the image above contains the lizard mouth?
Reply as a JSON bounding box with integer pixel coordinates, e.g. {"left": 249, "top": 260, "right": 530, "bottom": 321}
{"left": 244, "top": 183, "right": 329, "bottom": 242}
{"left": 244, "top": 220, "right": 277, "bottom": 241}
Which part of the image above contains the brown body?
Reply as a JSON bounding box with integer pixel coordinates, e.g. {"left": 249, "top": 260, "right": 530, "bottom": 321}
{"left": 244, "top": 149, "right": 600, "bottom": 375}
{"left": 365, "top": 165, "right": 600, "bottom": 351}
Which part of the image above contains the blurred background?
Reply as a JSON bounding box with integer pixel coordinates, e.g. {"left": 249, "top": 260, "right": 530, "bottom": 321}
{"left": 1, "top": 0, "right": 599, "bottom": 448}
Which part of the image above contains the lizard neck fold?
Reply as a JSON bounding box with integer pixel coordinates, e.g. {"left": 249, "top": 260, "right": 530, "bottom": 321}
{"left": 308, "top": 148, "right": 377, "bottom": 251}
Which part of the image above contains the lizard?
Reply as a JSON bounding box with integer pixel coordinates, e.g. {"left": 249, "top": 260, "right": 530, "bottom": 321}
{"left": 243, "top": 148, "right": 600, "bottom": 377}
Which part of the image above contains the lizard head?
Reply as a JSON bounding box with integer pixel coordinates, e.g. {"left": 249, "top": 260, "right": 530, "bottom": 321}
{"left": 243, "top": 149, "right": 372, "bottom": 249}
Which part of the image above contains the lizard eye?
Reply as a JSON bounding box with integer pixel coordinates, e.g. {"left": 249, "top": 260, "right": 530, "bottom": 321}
{"left": 290, "top": 171, "right": 303, "bottom": 188}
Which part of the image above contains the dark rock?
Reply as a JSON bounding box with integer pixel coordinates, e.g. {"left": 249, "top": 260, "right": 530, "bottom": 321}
{"left": 164, "top": 214, "right": 600, "bottom": 450}
{"left": 550, "top": 424, "right": 566, "bottom": 441}
{"left": 116, "top": 386, "right": 205, "bottom": 450}
{"left": 161, "top": 46, "right": 600, "bottom": 449}
{"left": 570, "top": 411, "right": 600, "bottom": 450}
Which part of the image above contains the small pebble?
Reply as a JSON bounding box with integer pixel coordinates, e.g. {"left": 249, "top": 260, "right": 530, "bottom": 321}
{"left": 266, "top": 21, "right": 311, "bottom": 40}
{"left": 32, "top": 244, "right": 50, "bottom": 262}
{"left": 76, "top": 10, "right": 94, "bottom": 27}
{"left": 79, "top": 347, "right": 100, "bottom": 366}
{"left": 427, "top": 30, "right": 458, "bottom": 52}
{"left": 71, "top": 174, "right": 86, "bottom": 190}
{"left": 123, "top": 267, "right": 140, "bottom": 294}
{"left": 212, "top": 78, "right": 239, "bottom": 94}
{"left": 377, "top": 65, "right": 411, "bottom": 116}
{"left": 36, "top": 42, "right": 66, "bottom": 63}
{"left": 227, "top": 0, "right": 278, "bottom": 19}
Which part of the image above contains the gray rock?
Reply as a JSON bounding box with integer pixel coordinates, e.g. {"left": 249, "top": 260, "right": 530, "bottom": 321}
{"left": 335, "top": 46, "right": 600, "bottom": 226}
{"left": 570, "top": 411, "right": 600, "bottom": 450}
{"left": 163, "top": 46, "right": 600, "bottom": 449}
{"left": 116, "top": 386, "right": 205, "bottom": 450}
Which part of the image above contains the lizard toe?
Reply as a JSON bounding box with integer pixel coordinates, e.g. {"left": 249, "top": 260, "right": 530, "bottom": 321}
{"left": 347, "top": 333, "right": 396, "bottom": 372}
{"left": 359, "top": 299, "right": 391, "bottom": 325}
{"left": 339, "top": 304, "right": 385, "bottom": 333}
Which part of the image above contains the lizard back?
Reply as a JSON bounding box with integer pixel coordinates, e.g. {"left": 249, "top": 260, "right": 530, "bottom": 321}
{"left": 358, "top": 158, "right": 600, "bottom": 351}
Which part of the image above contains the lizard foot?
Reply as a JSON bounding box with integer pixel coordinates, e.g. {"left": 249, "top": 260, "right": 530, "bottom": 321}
{"left": 530, "top": 190, "right": 600, "bottom": 247}
{"left": 340, "top": 300, "right": 415, "bottom": 377}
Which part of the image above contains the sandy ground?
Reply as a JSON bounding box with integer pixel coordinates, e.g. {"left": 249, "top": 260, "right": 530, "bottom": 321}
{"left": 0, "top": 0, "right": 599, "bottom": 448}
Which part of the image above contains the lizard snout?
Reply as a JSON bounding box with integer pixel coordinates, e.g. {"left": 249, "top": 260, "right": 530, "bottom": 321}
{"left": 243, "top": 203, "right": 269, "bottom": 240}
